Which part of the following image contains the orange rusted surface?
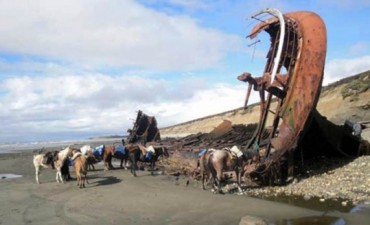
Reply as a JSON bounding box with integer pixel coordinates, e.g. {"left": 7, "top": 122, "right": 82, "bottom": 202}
{"left": 239, "top": 10, "right": 327, "bottom": 183}
{"left": 274, "top": 11, "right": 327, "bottom": 151}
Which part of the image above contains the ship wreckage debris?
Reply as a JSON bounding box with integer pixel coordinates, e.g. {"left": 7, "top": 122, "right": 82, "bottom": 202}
{"left": 129, "top": 9, "right": 367, "bottom": 186}
{"left": 127, "top": 110, "right": 161, "bottom": 145}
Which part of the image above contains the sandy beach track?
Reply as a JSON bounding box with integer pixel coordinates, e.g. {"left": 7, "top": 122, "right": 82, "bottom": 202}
{"left": 1, "top": 153, "right": 369, "bottom": 225}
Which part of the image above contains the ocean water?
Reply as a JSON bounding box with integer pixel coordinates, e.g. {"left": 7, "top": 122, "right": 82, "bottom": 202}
{"left": 0, "top": 138, "right": 124, "bottom": 154}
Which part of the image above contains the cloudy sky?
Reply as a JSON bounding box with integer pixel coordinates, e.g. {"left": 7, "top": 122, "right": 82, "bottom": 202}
{"left": 1, "top": 0, "right": 369, "bottom": 143}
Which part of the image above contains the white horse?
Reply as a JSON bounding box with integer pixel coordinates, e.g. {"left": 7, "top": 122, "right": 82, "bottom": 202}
{"left": 54, "top": 146, "right": 73, "bottom": 183}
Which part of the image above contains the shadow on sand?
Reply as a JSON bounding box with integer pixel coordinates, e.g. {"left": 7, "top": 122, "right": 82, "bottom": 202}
{"left": 92, "top": 176, "right": 122, "bottom": 186}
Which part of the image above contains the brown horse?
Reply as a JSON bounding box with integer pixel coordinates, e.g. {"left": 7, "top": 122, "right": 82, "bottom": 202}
{"left": 102, "top": 145, "right": 116, "bottom": 171}
{"left": 207, "top": 147, "right": 246, "bottom": 194}
{"left": 71, "top": 152, "right": 89, "bottom": 188}
{"left": 125, "top": 143, "right": 169, "bottom": 176}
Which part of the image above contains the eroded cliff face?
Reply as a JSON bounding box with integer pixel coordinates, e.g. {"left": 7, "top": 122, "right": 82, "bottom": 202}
{"left": 160, "top": 71, "right": 370, "bottom": 141}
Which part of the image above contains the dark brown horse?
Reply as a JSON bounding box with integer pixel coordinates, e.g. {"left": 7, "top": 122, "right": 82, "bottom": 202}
{"left": 125, "top": 143, "right": 169, "bottom": 176}
{"left": 112, "top": 140, "right": 130, "bottom": 169}
{"left": 207, "top": 147, "right": 246, "bottom": 194}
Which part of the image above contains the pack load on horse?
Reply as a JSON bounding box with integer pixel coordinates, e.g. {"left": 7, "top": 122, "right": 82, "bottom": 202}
{"left": 93, "top": 145, "right": 105, "bottom": 159}
{"left": 113, "top": 143, "right": 129, "bottom": 169}
{"left": 124, "top": 142, "right": 169, "bottom": 177}
{"left": 143, "top": 145, "right": 156, "bottom": 160}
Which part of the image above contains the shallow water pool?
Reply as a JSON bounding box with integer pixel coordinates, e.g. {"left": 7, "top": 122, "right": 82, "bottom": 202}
{"left": 0, "top": 173, "right": 23, "bottom": 179}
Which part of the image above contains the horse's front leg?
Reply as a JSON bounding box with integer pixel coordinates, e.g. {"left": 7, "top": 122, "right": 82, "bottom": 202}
{"left": 35, "top": 166, "right": 40, "bottom": 184}
{"left": 150, "top": 160, "right": 154, "bottom": 175}
{"left": 216, "top": 171, "right": 224, "bottom": 194}
{"left": 130, "top": 155, "right": 137, "bottom": 177}
{"left": 201, "top": 172, "right": 206, "bottom": 190}
{"left": 120, "top": 157, "right": 124, "bottom": 168}
{"left": 56, "top": 169, "right": 64, "bottom": 183}
{"left": 123, "top": 158, "right": 128, "bottom": 170}
{"left": 109, "top": 156, "right": 114, "bottom": 169}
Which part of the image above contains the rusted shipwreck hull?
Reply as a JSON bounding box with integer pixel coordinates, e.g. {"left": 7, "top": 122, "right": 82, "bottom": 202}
{"left": 127, "top": 110, "right": 161, "bottom": 144}
{"left": 239, "top": 9, "right": 328, "bottom": 183}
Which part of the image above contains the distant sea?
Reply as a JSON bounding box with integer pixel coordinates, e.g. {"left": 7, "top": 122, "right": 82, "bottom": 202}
{"left": 0, "top": 137, "right": 124, "bottom": 154}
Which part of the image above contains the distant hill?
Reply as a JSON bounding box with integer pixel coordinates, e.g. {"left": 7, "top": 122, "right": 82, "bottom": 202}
{"left": 160, "top": 70, "right": 370, "bottom": 140}
{"left": 89, "top": 135, "right": 126, "bottom": 140}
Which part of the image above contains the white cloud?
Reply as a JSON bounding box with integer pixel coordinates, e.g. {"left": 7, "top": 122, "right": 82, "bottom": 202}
{"left": 0, "top": 0, "right": 242, "bottom": 71}
{"left": 164, "top": 0, "right": 209, "bottom": 9}
{"left": 0, "top": 74, "right": 250, "bottom": 142}
{"left": 324, "top": 55, "right": 370, "bottom": 85}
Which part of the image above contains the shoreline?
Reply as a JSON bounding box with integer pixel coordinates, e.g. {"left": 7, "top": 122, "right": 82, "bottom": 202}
{"left": 0, "top": 151, "right": 369, "bottom": 225}
{"left": 1, "top": 147, "right": 369, "bottom": 207}
{"left": 0, "top": 137, "right": 123, "bottom": 154}
{"left": 0, "top": 139, "right": 370, "bottom": 224}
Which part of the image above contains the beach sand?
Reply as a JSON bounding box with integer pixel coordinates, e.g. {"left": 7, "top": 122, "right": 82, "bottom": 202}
{"left": 0, "top": 151, "right": 369, "bottom": 225}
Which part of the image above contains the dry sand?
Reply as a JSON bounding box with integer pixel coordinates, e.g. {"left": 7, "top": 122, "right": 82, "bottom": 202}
{"left": 1, "top": 151, "right": 370, "bottom": 225}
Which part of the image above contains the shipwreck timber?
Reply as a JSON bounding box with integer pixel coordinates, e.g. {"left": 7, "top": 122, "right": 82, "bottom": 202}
{"left": 238, "top": 9, "right": 362, "bottom": 184}
{"left": 127, "top": 110, "right": 161, "bottom": 145}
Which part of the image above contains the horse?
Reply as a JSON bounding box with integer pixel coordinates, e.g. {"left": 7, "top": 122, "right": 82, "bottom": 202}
{"left": 197, "top": 149, "right": 215, "bottom": 190}
{"left": 54, "top": 146, "right": 73, "bottom": 183}
{"left": 207, "top": 146, "right": 246, "bottom": 194}
{"left": 112, "top": 142, "right": 130, "bottom": 169}
{"left": 33, "top": 151, "right": 56, "bottom": 184}
{"left": 71, "top": 151, "right": 89, "bottom": 188}
{"left": 125, "top": 143, "right": 169, "bottom": 176}
{"left": 102, "top": 145, "right": 116, "bottom": 171}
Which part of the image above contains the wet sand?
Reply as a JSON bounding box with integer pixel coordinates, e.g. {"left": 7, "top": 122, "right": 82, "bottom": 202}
{"left": 0, "top": 152, "right": 369, "bottom": 225}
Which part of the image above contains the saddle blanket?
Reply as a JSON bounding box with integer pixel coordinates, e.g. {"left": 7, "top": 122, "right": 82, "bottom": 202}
{"left": 93, "top": 145, "right": 105, "bottom": 157}
{"left": 198, "top": 149, "right": 208, "bottom": 157}
{"left": 115, "top": 145, "right": 126, "bottom": 155}
{"left": 68, "top": 158, "right": 74, "bottom": 166}
{"left": 145, "top": 151, "right": 153, "bottom": 160}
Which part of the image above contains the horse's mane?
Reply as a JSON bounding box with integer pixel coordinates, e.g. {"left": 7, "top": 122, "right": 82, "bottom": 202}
{"left": 58, "top": 146, "right": 72, "bottom": 161}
